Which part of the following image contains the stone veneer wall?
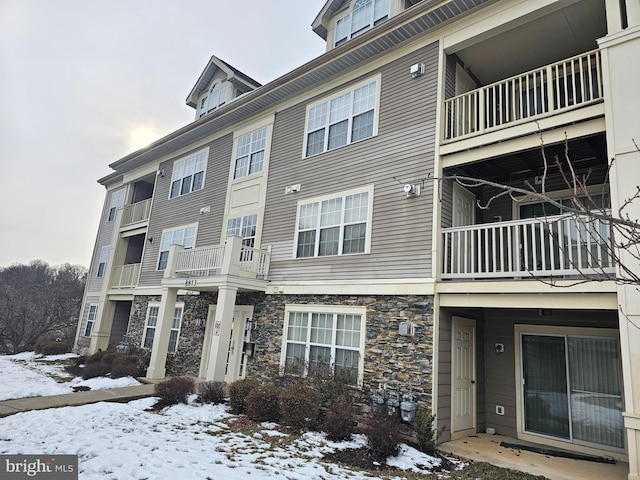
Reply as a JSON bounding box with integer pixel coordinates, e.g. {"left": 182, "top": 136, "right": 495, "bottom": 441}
{"left": 125, "top": 292, "right": 435, "bottom": 412}
{"left": 245, "top": 293, "right": 435, "bottom": 411}
{"left": 126, "top": 293, "right": 218, "bottom": 377}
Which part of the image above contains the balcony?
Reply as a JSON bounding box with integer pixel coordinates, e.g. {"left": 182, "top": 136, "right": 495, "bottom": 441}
{"left": 110, "top": 263, "right": 141, "bottom": 289}
{"left": 121, "top": 199, "right": 152, "bottom": 228}
{"left": 163, "top": 236, "right": 271, "bottom": 288}
{"left": 442, "top": 214, "right": 615, "bottom": 280}
{"left": 443, "top": 50, "right": 603, "bottom": 143}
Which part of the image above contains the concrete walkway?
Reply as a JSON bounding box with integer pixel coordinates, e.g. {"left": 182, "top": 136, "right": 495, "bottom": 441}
{"left": 0, "top": 380, "right": 157, "bottom": 418}
{"left": 440, "top": 433, "right": 629, "bottom": 480}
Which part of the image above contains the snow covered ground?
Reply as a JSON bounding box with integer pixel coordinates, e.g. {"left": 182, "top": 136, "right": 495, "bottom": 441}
{"left": 0, "top": 353, "right": 459, "bottom": 479}
{"left": 0, "top": 352, "right": 140, "bottom": 401}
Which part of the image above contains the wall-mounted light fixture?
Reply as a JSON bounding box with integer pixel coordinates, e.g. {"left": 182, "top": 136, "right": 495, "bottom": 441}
{"left": 157, "top": 169, "right": 165, "bottom": 178}
{"left": 495, "top": 343, "right": 505, "bottom": 354}
{"left": 147, "top": 237, "right": 154, "bottom": 243}
{"left": 410, "top": 63, "right": 425, "bottom": 78}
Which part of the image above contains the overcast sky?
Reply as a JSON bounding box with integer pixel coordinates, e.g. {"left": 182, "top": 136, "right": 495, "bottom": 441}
{"left": 0, "top": 0, "right": 326, "bottom": 268}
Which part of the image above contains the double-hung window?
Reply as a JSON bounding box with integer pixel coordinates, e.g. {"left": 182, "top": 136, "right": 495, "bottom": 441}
{"left": 168, "top": 306, "right": 183, "bottom": 353}
{"left": 107, "top": 189, "right": 126, "bottom": 222}
{"left": 226, "top": 214, "right": 258, "bottom": 262}
{"left": 97, "top": 246, "right": 109, "bottom": 277}
{"left": 169, "top": 149, "right": 208, "bottom": 199}
{"left": 305, "top": 78, "right": 379, "bottom": 157}
{"left": 283, "top": 307, "right": 364, "bottom": 385}
{"left": 142, "top": 305, "right": 159, "bottom": 349}
{"left": 157, "top": 225, "right": 197, "bottom": 270}
{"left": 295, "top": 187, "right": 371, "bottom": 258}
{"left": 199, "top": 82, "right": 231, "bottom": 117}
{"left": 84, "top": 305, "right": 98, "bottom": 337}
{"left": 142, "top": 304, "right": 183, "bottom": 352}
{"left": 234, "top": 127, "right": 267, "bottom": 179}
{"left": 334, "top": 0, "right": 390, "bottom": 46}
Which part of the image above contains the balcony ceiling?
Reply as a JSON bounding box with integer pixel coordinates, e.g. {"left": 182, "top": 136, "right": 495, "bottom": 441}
{"left": 454, "top": 0, "right": 607, "bottom": 85}
{"left": 447, "top": 133, "right": 608, "bottom": 185}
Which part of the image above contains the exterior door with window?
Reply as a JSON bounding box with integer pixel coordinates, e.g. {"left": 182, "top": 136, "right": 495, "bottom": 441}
{"left": 199, "top": 305, "right": 253, "bottom": 382}
{"left": 451, "top": 317, "right": 476, "bottom": 439}
{"left": 451, "top": 184, "right": 476, "bottom": 274}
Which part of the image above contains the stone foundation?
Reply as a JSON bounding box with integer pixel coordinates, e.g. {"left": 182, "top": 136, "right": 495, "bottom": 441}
{"left": 123, "top": 292, "right": 435, "bottom": 412}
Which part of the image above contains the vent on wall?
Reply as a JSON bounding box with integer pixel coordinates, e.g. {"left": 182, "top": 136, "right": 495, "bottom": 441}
{"left": 399, "top": 321, "right": 415, "bottom": 336}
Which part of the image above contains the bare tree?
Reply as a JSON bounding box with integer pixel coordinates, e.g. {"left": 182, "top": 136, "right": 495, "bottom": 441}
{"left": 0, "top": 261, "right": 86, "bottom": 354}
{"left": 436, "top": 138, "right": 640, "bottom": 286}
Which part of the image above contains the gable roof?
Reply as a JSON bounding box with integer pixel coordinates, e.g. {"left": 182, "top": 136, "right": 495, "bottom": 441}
{"left": 186, "top": 55, "right": 262, "bottom": 108}
{"left": 312, "top": 0, "right": 348, "bottom": 40}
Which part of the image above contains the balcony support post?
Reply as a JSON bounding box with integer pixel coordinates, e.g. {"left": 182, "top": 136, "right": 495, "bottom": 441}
{"left": 203, "top": 285, "right": 238, "bottom": 382}
{"left": 145, "top": 287, "right": 178, "bottom": 380}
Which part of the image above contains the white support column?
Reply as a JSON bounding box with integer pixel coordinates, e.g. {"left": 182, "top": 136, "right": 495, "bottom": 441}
{"left": 204, "top": 285, "right": 238, "bottom": 381}
{"left": 598, "top": 26, "right": 640, "bottom": 480}
{"left": 146, "top": 287, "right": 178, "bottom": 379}
{"left": 627, "top": 0, "right": 640, "bottom": 29}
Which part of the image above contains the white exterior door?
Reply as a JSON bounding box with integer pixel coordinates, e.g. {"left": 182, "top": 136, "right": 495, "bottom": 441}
{"left": 452, "top": 185, "right": 476, "bottom": 273}
{"left": 199, "top": 305, "right": 253, "bottom": 382}
{"left": 451, "top": 317, "right": 476, "bottom": 439}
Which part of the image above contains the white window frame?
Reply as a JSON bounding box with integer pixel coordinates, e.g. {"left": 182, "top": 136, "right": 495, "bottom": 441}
{"left": 303, "top": 76, "right": 380, "bottom": 157}
{"left": 107, "top": 189, "right": 126, "bottom": 222}
{"left": 199, "top": 82, "right": 231, "bottom": 117}
{"left": 169, "top": 148, "right": 208, "bottom": 199}
{"left": 168, "top": 304, "right": 184, "bottom": 353}
{"left": 294, "top": 185, "right": 373, "bottom": 259}
{"left": 142, "top": 305, "right": 159, "bottom": 349}
{"left": 84, "top": 304, "right": 98, "bottom": 337}
{"left": 157, "top": 224, "right": 198, "bottom": 270}
{"left": 226, "top": 214, "right": 258, "bottom": 248}
{"left": 234, "top": 127, "right": 268, "bottom": 179}
{"left": 334, "top": 0, "right": 390, "bottom": 47}
{"left": 280, "top": 304, "right": 366, "bottom": 386}
{"left": 142, "top": 303, "right": 184, "bottom": 352}
{"left": 96, "top": 245, "right": 109, "bottom": 278}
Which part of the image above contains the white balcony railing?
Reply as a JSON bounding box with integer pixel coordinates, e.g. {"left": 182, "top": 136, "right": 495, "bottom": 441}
{"left": 175, "top": 245, "right": 226, "bottom": 277}
{"left": 110, "top": 263, "right": 141, "bottom": 288}
{"left": 442, "top": 214, "right": 615, "bottom": 279}
{"left": 443, "top": 50, "right": 603, "bottom": 141}
{"left": 173, "top": 241, "right": 271, "bottom": 279}
{"left": 121, "top": 199, "right": 152, "bottom": 227}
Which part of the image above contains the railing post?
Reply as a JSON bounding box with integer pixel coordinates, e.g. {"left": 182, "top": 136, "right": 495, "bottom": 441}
{"left": 164, "top": 244, "right": 184, "bottom": 279}
{"left": 221, "top": 236, "right": 243, "bottom": 276}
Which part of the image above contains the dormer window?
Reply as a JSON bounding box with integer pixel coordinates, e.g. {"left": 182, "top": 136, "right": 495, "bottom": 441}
{"left": 334, "top": 0, "right": 390, "bottom": 47}
{"left": 198, "top": 82, "right": 231, "bottom": 118}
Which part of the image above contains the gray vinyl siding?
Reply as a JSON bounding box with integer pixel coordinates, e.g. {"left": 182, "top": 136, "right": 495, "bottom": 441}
{"left": 437, "top": 310, "right": 452, "bottom": 441}
{"left": 86, "top": 191, "right": 119, "bottom": 293}
{"left": 137, "top": 136, "right": 232, "bottom": 286}
{"left": 483, "top": 308, "right": 619, "bottom": 438}
{"left": 263, "top": 42, "right": 439, "bottom": 282}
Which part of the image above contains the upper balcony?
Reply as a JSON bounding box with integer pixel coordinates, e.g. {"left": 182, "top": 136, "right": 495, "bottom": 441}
{"left": 440, "top": 0, "right": 607, "bottom": 157}
{"left": 443, "top": 50, "right": 603, "bottom": 148}
{"left": 121, "top": 198, "right": 152, "bottom": 229}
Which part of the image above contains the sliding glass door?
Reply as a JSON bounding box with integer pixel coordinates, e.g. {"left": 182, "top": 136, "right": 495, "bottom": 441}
{"left": 521, "top": 333, "right": 624, "bottom": 450}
